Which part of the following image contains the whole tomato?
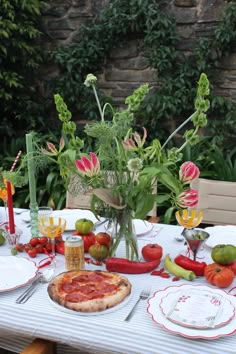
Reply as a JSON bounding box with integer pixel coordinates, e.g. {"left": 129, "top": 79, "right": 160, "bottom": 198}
{"left": 141, "top": 243, "right": 163, "bottom": 261}
{"left": 211, "top": 244, "right": 236, "bottom": 265}
{"left": 75, "top": 218, "right": 94, "bottom": 234}
{"left": 89, "top": 244, "right": 109, "bottom": 261}
{"left": 204, "top": 263, "right": 234, "bottom": 288}
{"left": 95, "top": 232, "right": 111, "bottom": 249}
{"left": 225, "top": 261, "right": 236, "bottom": 275}
{"left": 73, "top": 231, "right": 96, "bottom": 252}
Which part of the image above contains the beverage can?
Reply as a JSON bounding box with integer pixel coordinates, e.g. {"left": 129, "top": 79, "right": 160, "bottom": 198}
{"left": 65, "top": 235, "right": 84, "bottom": 271}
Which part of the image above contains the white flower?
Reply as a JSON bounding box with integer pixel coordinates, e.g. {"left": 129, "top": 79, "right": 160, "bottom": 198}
{"left": 84, "top": 74, "right": 97, "bottom": 87}
{"left": 127, "top": 158, "right": 143, "bottom": 172}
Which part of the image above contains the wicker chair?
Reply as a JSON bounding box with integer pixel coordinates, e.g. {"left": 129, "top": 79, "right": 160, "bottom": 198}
{"left": 191, "top": 178, "right": 236, "bottom": 225}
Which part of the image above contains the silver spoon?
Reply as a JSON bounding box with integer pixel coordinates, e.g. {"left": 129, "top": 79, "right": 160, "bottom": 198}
{"left": 16, "top": 267, "right": 55, "bottom": 304}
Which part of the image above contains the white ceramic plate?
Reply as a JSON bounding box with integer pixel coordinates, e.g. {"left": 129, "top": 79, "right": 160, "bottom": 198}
{"left": 52, "top": 209, "right": 99, "bottom": 231}
{"left": 160, "top": 288, "right": 235, "bottom": 329}
{"left": 147, "top": 284, "right": 236, "bottom": 339}
{"left": 204, "top": 226, "right": 236, "bottom": 248}
{"left": 47, "top": 287, "right": 132, "bottom": 316}
{"left": 0, "top": 256, "right": 38, "bottom": 292}
{"left": 105, "top": 219, "right": 154, "bottom": 236}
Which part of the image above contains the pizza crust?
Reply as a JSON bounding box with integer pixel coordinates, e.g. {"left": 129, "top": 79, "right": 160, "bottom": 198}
{"left": 48, "top": 270, "right": 131, "bottom": 313}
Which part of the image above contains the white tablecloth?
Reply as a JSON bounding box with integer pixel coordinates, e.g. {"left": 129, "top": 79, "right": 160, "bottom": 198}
{"left": 0, "top": 207, "right": 235, "bottom": 354}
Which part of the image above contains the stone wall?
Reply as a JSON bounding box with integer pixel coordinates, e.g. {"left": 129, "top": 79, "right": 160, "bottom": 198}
{"left": 42, "top": 0, "right": 236, "bottom": 104}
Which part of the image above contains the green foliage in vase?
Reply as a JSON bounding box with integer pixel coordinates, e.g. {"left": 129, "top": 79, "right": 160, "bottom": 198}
{"left": 41, "top": 73, "right": 210, "bottom": 224}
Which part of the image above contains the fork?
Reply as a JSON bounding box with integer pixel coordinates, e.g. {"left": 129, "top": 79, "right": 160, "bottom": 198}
{"left": 124, "top": 288, "right": 151, "bottom": 321}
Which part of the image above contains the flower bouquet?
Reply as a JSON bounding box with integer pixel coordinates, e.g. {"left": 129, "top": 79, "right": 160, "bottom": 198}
{"left": 42, "top": 73, "right": 210, "bottom": 260}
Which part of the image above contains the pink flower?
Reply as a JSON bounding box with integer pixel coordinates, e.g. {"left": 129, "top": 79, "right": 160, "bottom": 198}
{"left": 122, "top": 127, "right": 147, "bottom": 151}
{"left": 179, "top": 161, "right": 199, "bottom": 184}
{"left": 177, "top": 189, "right": 198, "bottom": 208}
{"left": 75, "top": 152, "right": 100, "bottom": 177}
{"left": 41, "top": 138, "right": 65, "bottom": 156}
{"left": 122, "top": 138, "right": 136, "bottom": 151}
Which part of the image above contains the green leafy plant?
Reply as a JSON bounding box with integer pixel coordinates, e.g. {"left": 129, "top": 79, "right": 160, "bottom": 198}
{"left": 0, "top": 0, "right": 50, "bottom": 142}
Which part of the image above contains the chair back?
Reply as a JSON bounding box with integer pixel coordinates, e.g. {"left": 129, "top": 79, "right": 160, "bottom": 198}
{"left": 191, "top": 178, "right": 236, "bottom": 225}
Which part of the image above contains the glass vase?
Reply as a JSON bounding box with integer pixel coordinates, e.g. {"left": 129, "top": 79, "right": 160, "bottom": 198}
{"left": 109, "top": 209, "right": 139, "bottom": 261}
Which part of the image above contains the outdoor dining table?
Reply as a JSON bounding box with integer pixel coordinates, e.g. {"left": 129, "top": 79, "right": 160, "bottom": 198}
{"left": 0, "top": 207, "right": 235, "bottom": 354}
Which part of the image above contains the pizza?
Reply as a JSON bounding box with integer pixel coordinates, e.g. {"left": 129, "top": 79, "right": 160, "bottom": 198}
{"left": 48, "top": 270, "right": 132, "bottom": 313}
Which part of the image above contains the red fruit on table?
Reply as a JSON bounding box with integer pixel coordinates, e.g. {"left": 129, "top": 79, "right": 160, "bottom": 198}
{"left": 89, "top": 244, "right": 109, "bottom": 261}
{"left": 27, "top": 248, "right": 37, "bottom": 258}
{"left": 39, "top": 237, "right": 48, "bottom": 245}
{"left": 73, "top": 231, "right": 96, "bottom": 252}
{"left": 24, "top": 243, "right": 33, "bottom": 252}
{"left": 44, "top": 242, "right": 52, "bottom": 253}
{"left": 35, "top": 244, "right": 44, "bottom": 253}
{"left": 95, "top": 232, "right": 111, "bottom": 249}
{"left": 141, "top": 243, "right": 163, "bottom": 261}
{"left": 15, "top": 243, "right": 24, "bottom": 252}
{"left": 29, "top": 237, "right": 40, "bottom": 247}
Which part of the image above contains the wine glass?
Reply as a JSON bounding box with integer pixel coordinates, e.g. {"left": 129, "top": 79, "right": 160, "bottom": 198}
{"left": 38, "top": 216, "right": 66, "bottom": 257}
{"left": 175, "top": 209, "right": 208, "bottom": 260}
{"left": 38, "top": 206, "right": 53, "bottom": 218}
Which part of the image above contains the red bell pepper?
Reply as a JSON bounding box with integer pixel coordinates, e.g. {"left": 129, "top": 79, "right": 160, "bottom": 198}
{"left": 105, "top": 257, "right": 160, "bottom": 274}
{"left": 174, "top": 254, "right": 206, "bottom": 276}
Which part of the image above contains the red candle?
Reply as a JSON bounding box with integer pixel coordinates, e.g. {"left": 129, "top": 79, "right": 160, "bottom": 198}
{"left": 6, "top": 181, "right": 15, "bottom": 234}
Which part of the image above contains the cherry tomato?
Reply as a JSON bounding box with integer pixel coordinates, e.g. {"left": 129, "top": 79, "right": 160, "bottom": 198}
{"left": 141, "top": 243, "right": 163, "bottom": 261}
{"left": 35, "top": 244, "right": 44, "bottom": 253}
{"left": 44, "top": 243, "right": 52, "bottom": 253}
{"left": 27, "top": 248, "right": 37, "bottom": 258}
{"left": 39, "top": 237, "right": 48, "bottom": 245}
{"left": 95, "top": 232, "right": 111, "bottom": 249}
{"left": 24, "top": 243, "right": 33, "bottom": 252}
{"left": 15, "top": 243, "right": 24, "bottom": 252}
{"left": 29, "top": 237, "right": 40, "bottom": 247}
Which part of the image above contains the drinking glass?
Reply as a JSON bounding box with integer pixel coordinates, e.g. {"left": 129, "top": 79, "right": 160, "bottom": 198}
{"left": 38, "top": 206, "right": 53, "bottom": 218}
{"left": 38, "top": 216, "right": 66, "bottom": 257}
{"left": 175, "top": 209, "right": 208, "bottom": 260}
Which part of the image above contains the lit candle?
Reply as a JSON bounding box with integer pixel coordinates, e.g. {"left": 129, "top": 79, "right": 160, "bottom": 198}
{"left": 26, "top": 133, "right": 37, "bottom": 206}
{"left": 6, "top": 181, "right": 15, "bottom": 234}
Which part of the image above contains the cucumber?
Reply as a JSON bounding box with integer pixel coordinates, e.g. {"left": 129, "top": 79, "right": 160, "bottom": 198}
{"left": 164, "top": 254, "right": 196, "bottom": 281}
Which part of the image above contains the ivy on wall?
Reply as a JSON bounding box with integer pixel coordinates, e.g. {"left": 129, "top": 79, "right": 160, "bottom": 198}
{"left": 54, "top": 0, "right": 236, "bottom": 150}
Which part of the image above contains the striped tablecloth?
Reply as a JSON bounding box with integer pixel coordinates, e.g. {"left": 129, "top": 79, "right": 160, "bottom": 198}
{"left": 0, "top": 208, "right": 235, "bottom": 354}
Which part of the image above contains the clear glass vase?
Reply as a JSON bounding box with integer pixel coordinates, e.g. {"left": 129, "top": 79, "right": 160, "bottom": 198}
{"left": 109, "top": 209, "right": 139, "bottom": 261}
